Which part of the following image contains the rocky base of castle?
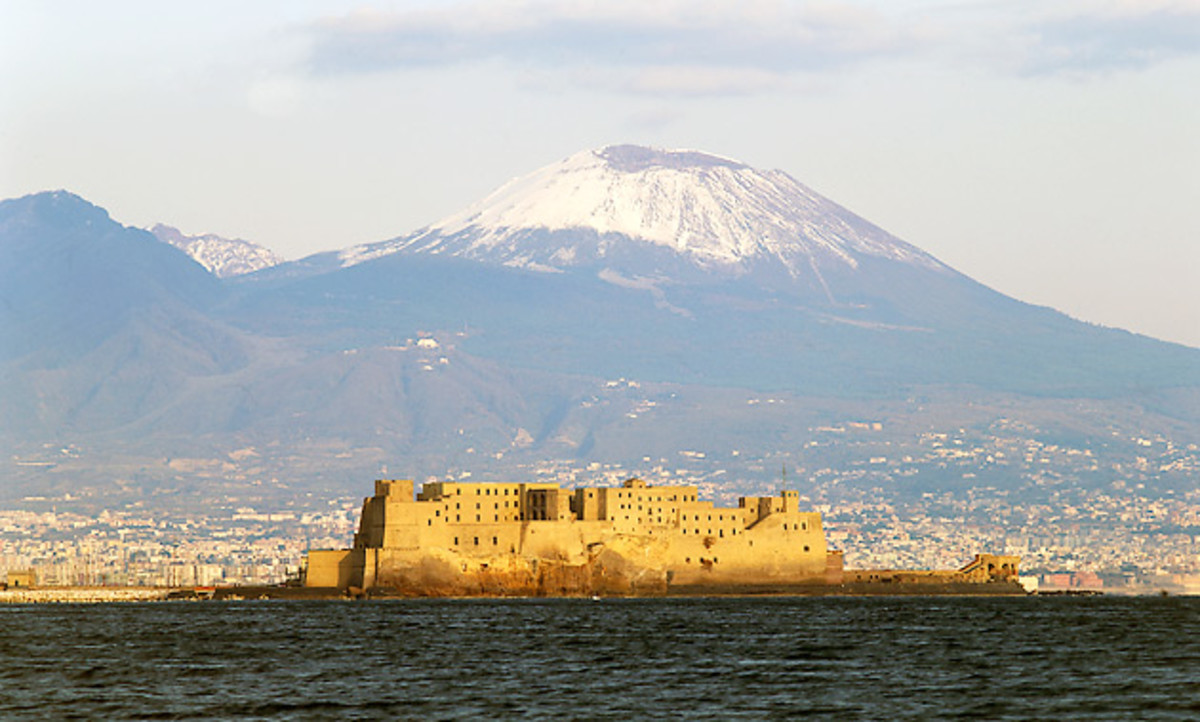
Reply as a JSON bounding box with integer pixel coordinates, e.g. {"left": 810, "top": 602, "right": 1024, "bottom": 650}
{"left": 346, "top": 578, "right": 1028, "bottom": 598}
{"left": 335, "top": 553, "right": 1025, "bottom": 598}
{"left": 663, "top": 580, "right": 1028, "bottom": 597}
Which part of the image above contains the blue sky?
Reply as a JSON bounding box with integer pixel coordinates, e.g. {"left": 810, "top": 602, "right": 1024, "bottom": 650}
{"left": 2, "top": 0, "right": 1198, "bottom": 347}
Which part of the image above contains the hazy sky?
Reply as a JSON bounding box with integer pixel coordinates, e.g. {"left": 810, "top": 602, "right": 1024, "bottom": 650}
{"left": 3, "top": 1, "right": 1198, "bottom": 347}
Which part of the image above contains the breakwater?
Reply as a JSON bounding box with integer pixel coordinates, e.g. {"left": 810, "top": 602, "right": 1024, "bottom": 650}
{"left": 0, "top": 587, "right": 175, "bottom": 603}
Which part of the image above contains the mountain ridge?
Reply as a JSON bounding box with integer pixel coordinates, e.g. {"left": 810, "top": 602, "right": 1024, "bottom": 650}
{"left": 0, "top": 190, "right": 225, "bottom": 364}
{"left": 149, "top": 224, "right": 283, "bottom": 278}
{"left": 318, "top": 145, "right": 948, "bottom": 286}
{"left": 2, "top": 146, "right": 1198, "bottom": 511}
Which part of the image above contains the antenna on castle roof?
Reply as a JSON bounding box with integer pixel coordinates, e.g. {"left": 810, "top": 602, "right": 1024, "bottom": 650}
{"left": 781, "top": 463, "right": 787, "bottom": 493}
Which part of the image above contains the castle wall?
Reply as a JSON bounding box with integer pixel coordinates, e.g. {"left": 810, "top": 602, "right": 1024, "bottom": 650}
{"left": 844, "top": 554, "right": 1022, "bottom": 585}
{"left": 660, "top": 510, "right": 827, "bottom": 585}
{"left": 306, "top": 477, "right": 1013, "bottom": 596}
{"left": 348, "top": 478, "right": 831, "bottom": 593}
{"left": 306, "top": 549, "right": 364, "bottom": 588}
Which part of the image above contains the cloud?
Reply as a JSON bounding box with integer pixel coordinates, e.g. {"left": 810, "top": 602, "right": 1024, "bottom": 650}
{"left": 1014, "top": 1, "right": 1200, "bottom": 75}
{"left": 300, "top": 1, "right": 1200, "bottom": 95}
{"left": 304, "top": 0, "right": 921, "bottom": 94}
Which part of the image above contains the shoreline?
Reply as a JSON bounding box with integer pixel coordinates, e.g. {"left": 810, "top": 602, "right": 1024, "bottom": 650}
{"left": 0, "top": 587, "right": 177, "bottom": 603}
{"left": 6, "top": 583, "right": 1172, "bottom": 603}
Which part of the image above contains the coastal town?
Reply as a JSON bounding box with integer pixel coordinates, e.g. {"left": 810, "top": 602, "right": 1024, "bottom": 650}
{"left": 3, "top": 418, "right": 1197, "bottom": 595}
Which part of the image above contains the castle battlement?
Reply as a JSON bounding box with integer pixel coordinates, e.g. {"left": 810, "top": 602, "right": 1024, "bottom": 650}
{"left": 308, "top": 478, "right": 834, "bottom": 595}
{"left": 305, "top": 477, "right": 1020, "bottom": 597}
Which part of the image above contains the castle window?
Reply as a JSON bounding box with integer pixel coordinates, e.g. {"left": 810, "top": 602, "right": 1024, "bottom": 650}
{"left": 804, "top": 545, "right": 810, "bottom": 552}
{"left": 454, "top": 536, "right": 458, "bottom": 545}
{"left": 435, "top": 510, "right": 440, "bottom": 517}
{"left": 456, "top": 489, "right": 461, "bottom": 495}
{"left": 456, "top": 514, "right": 460, "bottom": 522}
{"left": 802, "top": 522, "right": 807, "bottom": 530}
{"left": 428, "top": 519, "right": 432, "bottom": 526}
{"left": 493, "top": 536, "right": 498, "bottom": 545}
{"left": 474, "top": 537, "right": 479, "bottom": 545}
{"left": 476, "top": 514, "right": 480, "bottom": 522}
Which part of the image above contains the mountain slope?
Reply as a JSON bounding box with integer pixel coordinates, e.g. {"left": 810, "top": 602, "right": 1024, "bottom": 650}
{"left": 0, "top": 191, "right": 224, "bottom": 363}
{"left": 3, "top": 149, "right": 1199, "bottom": 509}
{"left": 0, "top": 191, "right": 253, "bottom": 440}
{"left": 233, "top": 248, "right": 1200, "bottom": 399}
{"left": 240, "top": 145, "right": 1200, "bottom": 398}
{"left": 149, "top": 224, "right": 282, "bottom": 278}
{"left": 334, "top": 145, "right": 945, "bottom": 282}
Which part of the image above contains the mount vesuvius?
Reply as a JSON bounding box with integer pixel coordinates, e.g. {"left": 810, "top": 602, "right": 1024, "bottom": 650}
{"left": 2, "top": 145, "right": 1197, "bottom": 505}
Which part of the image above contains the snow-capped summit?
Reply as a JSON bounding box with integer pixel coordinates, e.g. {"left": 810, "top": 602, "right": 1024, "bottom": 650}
{"left": 339, "top": 145, "right": 947, "bottom": 279}
{"left": 150, "top": 224, "right": 283, "bottom": 278}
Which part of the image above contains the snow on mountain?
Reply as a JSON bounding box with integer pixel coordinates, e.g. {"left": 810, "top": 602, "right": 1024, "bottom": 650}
{"left": 338, "top": 145, "right": 948, "bottom": 278}
{"left": 150, "top": 224, "right": 283, "bottom": 278}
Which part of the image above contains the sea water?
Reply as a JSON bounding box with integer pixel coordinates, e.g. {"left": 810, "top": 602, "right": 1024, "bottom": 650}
{"left": 1, "top": 596, "right": 1197, "bottom": 720}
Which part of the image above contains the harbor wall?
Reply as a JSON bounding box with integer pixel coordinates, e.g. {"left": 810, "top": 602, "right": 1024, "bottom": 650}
{"left": 0, "top": 587, "right": 175, "bottom": 603}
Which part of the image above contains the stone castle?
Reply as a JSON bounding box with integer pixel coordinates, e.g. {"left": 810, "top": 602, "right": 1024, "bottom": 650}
{"left": 306, "top": 478, "right": 1020, "bottom": 596}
